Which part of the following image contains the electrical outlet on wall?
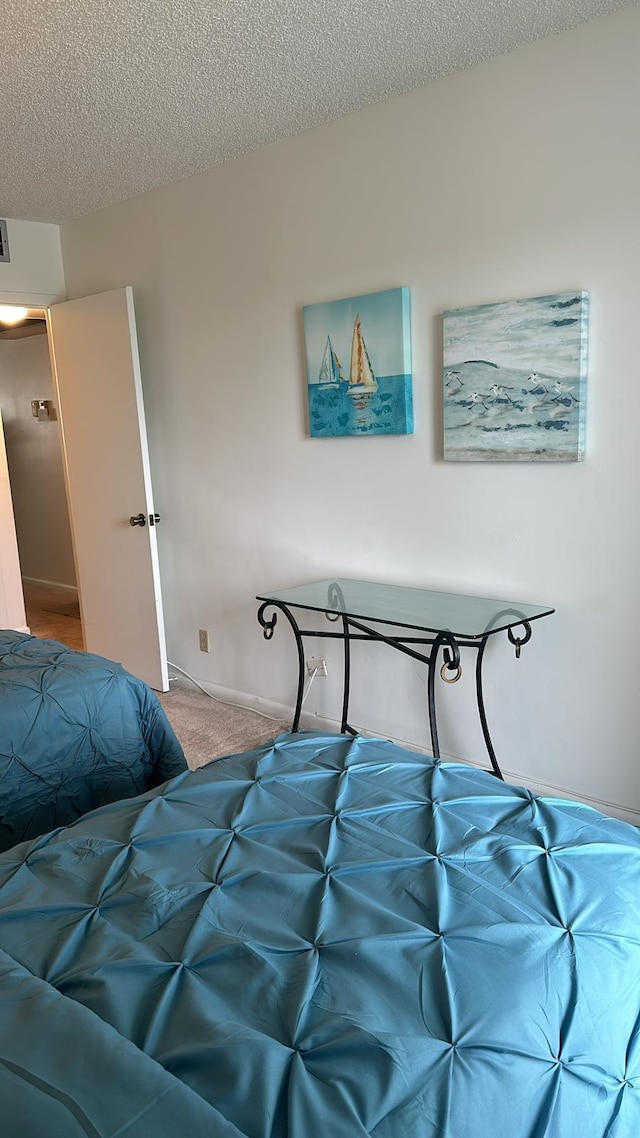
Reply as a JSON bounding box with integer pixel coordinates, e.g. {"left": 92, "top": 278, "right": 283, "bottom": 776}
{"left": 306, "top": 658, "right": 327, "bottom": 676}
{"left": 199, "top": 629, "right": 210, "bottom": 653}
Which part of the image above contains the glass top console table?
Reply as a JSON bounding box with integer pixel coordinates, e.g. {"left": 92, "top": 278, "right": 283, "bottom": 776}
{"left": 256, "top": 578, "right": 554, "bottom": 779}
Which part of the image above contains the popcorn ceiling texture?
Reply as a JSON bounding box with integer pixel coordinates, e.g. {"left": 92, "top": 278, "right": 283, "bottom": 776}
{"left": 1, "top": 0, "right": 632, "bottom": 222}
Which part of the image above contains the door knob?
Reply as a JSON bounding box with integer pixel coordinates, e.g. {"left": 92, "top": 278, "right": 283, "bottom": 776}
{"left": 129, "top": 513, "right": 146, "bottom": 527}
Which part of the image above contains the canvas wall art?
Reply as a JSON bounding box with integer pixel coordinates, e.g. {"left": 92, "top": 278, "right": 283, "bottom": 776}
{"left": 303, "top": 287, "right": 413, "bottom": 437}
{"left": 443, "top": 291, "right": 589, "bottom": 461}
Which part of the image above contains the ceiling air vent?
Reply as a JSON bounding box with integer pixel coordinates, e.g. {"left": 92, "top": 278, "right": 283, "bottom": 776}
{"left": 0, "top": 220, "right": 9, "bottom": 262}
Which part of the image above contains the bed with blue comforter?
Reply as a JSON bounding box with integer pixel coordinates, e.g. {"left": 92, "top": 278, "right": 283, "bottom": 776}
{"left": 0, "top": 731, "right": 638, "bottom": 1137}
{"left": 0, "top": 630, "right": 186, "bottom": 852}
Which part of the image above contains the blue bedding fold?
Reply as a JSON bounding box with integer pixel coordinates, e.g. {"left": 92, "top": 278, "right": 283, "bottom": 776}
{"left": 0, "top": 947, "right": 245, "bottom": 1136}
{"left": 0, "top": 631, "right": 186, "bottom": 852}
{"left": 0, "top": 731, "right": 638, "bottom": 1136}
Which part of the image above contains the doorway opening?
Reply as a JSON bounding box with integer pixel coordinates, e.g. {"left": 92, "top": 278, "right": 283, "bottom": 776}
{"left": 0, "top": 304, "right": 84, "bottom": 651}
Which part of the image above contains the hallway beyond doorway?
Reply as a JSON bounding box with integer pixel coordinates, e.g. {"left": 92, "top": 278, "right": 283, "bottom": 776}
{"left": 23, "top": 580, "right": 84, "bottom": 651}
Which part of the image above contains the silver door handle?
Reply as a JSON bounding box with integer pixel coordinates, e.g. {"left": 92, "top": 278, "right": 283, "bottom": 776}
{"left": 129, "top": 513, "right": 146, "bottom": 526}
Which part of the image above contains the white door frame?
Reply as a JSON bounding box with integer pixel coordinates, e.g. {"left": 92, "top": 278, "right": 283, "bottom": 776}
{"left": 0, "top": 291, "right": 60, "bottom": 307}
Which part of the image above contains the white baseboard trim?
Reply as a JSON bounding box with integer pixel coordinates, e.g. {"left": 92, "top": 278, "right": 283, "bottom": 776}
{"left": 299, "top": 712, "right": 640, "bottom": 825}
{"left": 22, "top": 576, "right": 78, "bottom": 595}
{"left": 167, "top": 672, "right": 293, "bottom": 726}
{"left": 169, "top": 673, "right": 639, "bottom": 827}
{"left": 494, "top": 769, "right": 640, "bottom": 827}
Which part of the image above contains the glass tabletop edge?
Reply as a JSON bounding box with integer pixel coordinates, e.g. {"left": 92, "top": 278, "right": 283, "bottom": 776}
{"left": 256, "top": 584, "right": 555, "bottom": 638}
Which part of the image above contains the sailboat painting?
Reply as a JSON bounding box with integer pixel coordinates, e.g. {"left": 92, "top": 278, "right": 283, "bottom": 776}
{"left": 303, "top": 288, "right": 413, "bottom": 437}
{"left": 443, "top": 291, "right": 589, "bottom": 461}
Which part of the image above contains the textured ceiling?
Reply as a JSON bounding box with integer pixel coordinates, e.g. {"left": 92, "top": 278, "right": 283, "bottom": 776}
{"left": 1, "top": 0, "right": 634, "bottom": 223}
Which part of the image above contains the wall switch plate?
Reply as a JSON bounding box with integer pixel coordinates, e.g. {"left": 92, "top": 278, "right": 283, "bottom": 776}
{"left": 306, "top": 657, "right": 327, "bottom": 676}
{"left": 199, "top": 629, "right": 210, "bottom": 653}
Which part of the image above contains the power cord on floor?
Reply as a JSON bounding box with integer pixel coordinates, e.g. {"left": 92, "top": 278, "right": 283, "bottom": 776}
{"left": 166, "top": 660, "right": 318, "bottom": 724}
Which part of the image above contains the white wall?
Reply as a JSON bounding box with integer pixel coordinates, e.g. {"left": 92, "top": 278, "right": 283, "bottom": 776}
{"left": 0, "top": 219, "right": 65, "bottom": 305}
{"left": 0, "top": 334, "right": 76, "bottom": 588}
{"left": 58, "top": 6, "right": 640, "bottom": 819}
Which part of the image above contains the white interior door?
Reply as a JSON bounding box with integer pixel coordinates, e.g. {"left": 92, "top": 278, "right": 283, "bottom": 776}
{"left": 47, "top": 287, "right": 169, "bottom": 690}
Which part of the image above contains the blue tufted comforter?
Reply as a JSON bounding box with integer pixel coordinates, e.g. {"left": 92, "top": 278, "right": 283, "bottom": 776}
{"left": 0, "top": 731, "right": 638, "bottom": 1137}
{"left": 0, "top": 631, "right": 186, "bottom": 852}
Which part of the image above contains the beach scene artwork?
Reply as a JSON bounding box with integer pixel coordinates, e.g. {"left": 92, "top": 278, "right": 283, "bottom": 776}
{"left": 303, "top": 287, "right": 413, "bottom": 437}
{"left": 443, "top": 291, "right": 589, "bottom": 461}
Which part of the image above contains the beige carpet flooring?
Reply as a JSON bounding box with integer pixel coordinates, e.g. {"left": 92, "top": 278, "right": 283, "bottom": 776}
{"left": 157, "top": 676, "right": 291, "bottom": 769}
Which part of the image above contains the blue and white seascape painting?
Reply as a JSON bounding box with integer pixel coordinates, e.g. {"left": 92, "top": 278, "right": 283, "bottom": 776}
{"left": 443, "top": 291, "right": 589, "bottom": 461}
{"left": 304, "top": 287, "right": 413, "bottom": 437}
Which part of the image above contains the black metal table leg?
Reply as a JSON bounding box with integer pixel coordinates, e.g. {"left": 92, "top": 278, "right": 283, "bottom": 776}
{"left": 426, "top": 646, "right": 441, "bottom": 759}
{"left": 339, "top": 614, "right": 356, "bottom": 734}
{"left": 257, "top": 601, "right": 306, "bottom": 732}
{"left": 427, "top": 632, "right": 463, "bottom": 761}
{"left": 475, "top": 636, "right": 504, "bottom": 779}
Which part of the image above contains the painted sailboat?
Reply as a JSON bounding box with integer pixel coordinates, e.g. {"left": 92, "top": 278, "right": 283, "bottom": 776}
{"left": 347, "top": 315, "right": 378, "bottom": 399}
{"left": 317, "top": 335, "right": 344, "bottom": 389}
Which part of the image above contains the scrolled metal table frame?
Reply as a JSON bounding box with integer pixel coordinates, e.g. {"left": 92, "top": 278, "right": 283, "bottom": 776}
{"left": 257, "top": 584, "right": 538, "bottom": 780}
